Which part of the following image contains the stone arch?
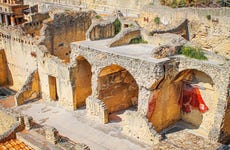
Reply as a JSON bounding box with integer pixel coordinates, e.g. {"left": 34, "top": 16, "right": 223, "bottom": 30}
{"left": 71, "top": 55, "right": 92, "bottom": 109}
{"left": 147, "top": 69, "right": 217, "bottom": 135}
{"left": 97, "top": 64, "right": 139, "bottom": 114}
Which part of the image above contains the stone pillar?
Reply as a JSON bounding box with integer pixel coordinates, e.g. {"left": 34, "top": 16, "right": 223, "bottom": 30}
{"left": 24, "top": 116, "right": 33, "bottom": 130}
{"left": 5, "top": 15, "right": 9, "bottom": 26}
{"left": 10, "top": 16, "right": 15, "bottom": 26}
{"left": 0, "top": 14, "right": 2, "bottom": 24}
{"left": 45, "top": 126, "right": 59, "bottom": 144}
{"left": 138, "top": 86, "right": 151, "bottom": 115}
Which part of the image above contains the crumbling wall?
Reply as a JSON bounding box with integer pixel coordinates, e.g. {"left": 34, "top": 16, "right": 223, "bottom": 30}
{"left": 22, "top": 12, "right": 50, "bottom": 37}
{"left": 70, "top": 56, "right": 92, "bottom": 109}
{"left": 97, "top": 65, "right": 138, "bottom": 113}
{"left": 147, "top": 58, "right": 225, "bottom": 140}
{"left": 109, "top": 28, "right": 141, "bottom": 47}
{"left": 86, "top": 18, "right": 116, "bottom": 41}
{"left": 0, "top": 49, "right": 11, "bottom": 86}
{"left": 122, "top": 111, "right": 158, "bottom": 145}
{"left": 39, "top": 11, "right": 93, "bottom": 60}
{"left": 86, "top": 97, "right": 108, "bottom": 124}
{"left": 177, "top": 57, "right": 229, "bottom": 142}
{"left": 150, "top": 19, "right": 189, "bottom": 40}
{"left": 148, "top": 77, "right": 182, "bottom": 131}
{"left": 138, "top": 7, "right": 230, "bottom": 58}
{"left": 219, "top": 79, "right": 230, "bottom": 144}
{"left": 15, "top": 70, "right": 40, "bottom": 106}
{"left": 37, "top": 46, "right": 74, "bottom": 110}
{"left": 71, "top": 43, "right": 165, "bottom": 115}
{"left": 0, "top": 105, "right": 26, "bottom": 143}
{"left": 0, "top": 27, "right": 38, "bottom": 91}
{"left": 85, "top": 0, "right": 152, "bottom": 15}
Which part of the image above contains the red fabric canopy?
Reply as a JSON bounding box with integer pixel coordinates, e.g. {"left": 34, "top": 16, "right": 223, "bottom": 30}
{"left": 147, "top": 83, "right": 208, "bottom": 119}
{"left": 179, "top": 83, "right": 208, "bottom": 113}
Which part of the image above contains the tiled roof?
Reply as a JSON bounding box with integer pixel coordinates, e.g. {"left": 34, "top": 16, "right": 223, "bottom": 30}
{"left": 0, "top": 139, "right": 32, "bottom": 150}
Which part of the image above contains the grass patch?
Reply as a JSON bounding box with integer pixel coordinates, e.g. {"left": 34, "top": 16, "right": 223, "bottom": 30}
{"left": 95, "top": 15, "right": 101, "bottom": 19}
{"left": 154, "top": 16, "right": 160, "bottom": 24}
{"left": 113, "top": 18, "right": 121, "bottom": 35}
{"left": 206, "top": 15, "right": 211, "bottom": 20}
{"left": 64, "top": 9, "right": 70, "bottom": 12}
{"left": 129, "top": 23, "right": 134, "bottom": 28}
{"left": 178, "top": 46, "right": 208, "bottom": 60}
{"left": 129, "top": 37, "right": 148, "bottom": 44}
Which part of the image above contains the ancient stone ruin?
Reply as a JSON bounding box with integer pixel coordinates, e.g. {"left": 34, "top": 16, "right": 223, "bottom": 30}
{"left": 0, "top": 0, "right": 229, "bottom": 149}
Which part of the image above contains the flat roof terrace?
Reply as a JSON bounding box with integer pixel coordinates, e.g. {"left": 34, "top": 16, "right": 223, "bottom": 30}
{"left": 73, "top": 39, "right": 170, "bottom": 63}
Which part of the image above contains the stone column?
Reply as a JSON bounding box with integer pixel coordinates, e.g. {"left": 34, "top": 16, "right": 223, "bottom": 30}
{"left": 138, "top": 86, "right": 151, "bottom": 115}
{"left": 4, "top": 15, "right": 9, "bottom": 26}
{"left": 45, "top": 126, "right": 59, "bottom": 144}
{"left": 24, "top": 116, "right": 33, "bottom": 130}
{"left": 0, "top": 14, "right": 2, "bottom": 25}
{"left": 10, "top": 16, "right": 15, "bottom": 26}
{"left": 0, "top": 14, "right": 3, "bottom": 24}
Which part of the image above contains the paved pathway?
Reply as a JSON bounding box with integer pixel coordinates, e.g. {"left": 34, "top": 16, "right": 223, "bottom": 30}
{"left": 15, "top": 101, "right": 149, "bottom": 150}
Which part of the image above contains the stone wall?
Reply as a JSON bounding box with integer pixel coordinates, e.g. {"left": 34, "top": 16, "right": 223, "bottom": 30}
{"left": 138, "top": 7, "right": 230, "bottom": 58}
{"left": 219, "top": 78, "right": 230, "bottom": 144}
{"left": 109, "top": 28, "right": 141, "bottom": 47}
{"left": 0, "top": 105, "right": 25, "bottom": 142}
{"left": 71, "top": 43, "right": 166, "bottom": 115}
{"left": 24, "top": 0, "right": 151, "bottom": 15}
{"left": 0, "top": 49, "right": 11, "bottom": 86}
{"left": 70, "top": 56, "right": 92, "bottom": 109}
{"left": 150, "top": 19, "right": 189, "bottom": 40}
{"left": 15, "top": 70, "right": 41, "bottom": 106}
{"left": 37, "top": 46, "right": 74, "bottom": 110}
{"left": 98, "top": 64, "right": 138, "bottom": 113}
{"left": 22, "top": 13, "right": 50, "bottom": 37}
{"left": 175, "top": 57, "right": 230, "bottom": 141}
{"left": 0, "top": 27, "right": 38, "bottom": 91}
{"left": 86, "top": 97, "right": 108, "bottom": 124}
{"left": 86, "top": 18, "right": 116, "bottom": 41}
{"left": 39, "top": 11, "right": 93, "bottom": 60}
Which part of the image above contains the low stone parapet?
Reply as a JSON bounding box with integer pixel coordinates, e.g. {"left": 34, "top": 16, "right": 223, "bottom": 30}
{"left": 0, "top": 105, "right": 27, "bottom": 142}
{"left": 108, "top": 28, "right": 141, "bottom": 47}
{"left": 86, "top": 97, "right": 108, "bottom": 124}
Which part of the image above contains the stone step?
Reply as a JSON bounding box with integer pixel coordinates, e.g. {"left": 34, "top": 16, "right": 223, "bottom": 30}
{"left": 16, "top": 130, "right": 62, "bottom": 150}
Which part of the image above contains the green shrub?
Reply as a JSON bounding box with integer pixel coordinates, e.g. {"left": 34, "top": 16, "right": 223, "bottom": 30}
{"left": 129, "top": 37, "right": 148, "bottom": 44}
{"left": 113, "top": 18, "right": 121, "bottom": 35}
{"left": 154, "top": 16, "right": 160, "bottom": 24}
{"left": 206, "top": 15, "right": 211, "bottom": 20}
{"left": 178, "top": 46, "right": 208, "bottom": 60}
{"left": 129, "top": 23, "right": 134, "bottom": 28}
{"left": 149, "top": 2, "right": 154, "bottom": 5}
{"left": 178, "top": 0, "right": 186, "bottom": 7}
{"left": 171, "top": 0, "right": 178, "bottom": 8}
{"left": 95, "top": 15, "right": 101, "bottom": 19}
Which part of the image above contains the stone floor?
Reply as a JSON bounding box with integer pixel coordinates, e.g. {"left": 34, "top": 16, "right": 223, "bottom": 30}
{"left": 14, "top": 100, "right": 229, "bottom": 150}
{"left": 15, "top": 101, "right": 149, "bottom": 150}
{"left": 0, "top": 139, "right": 32, "bottom": 150}
{"left": 0, "top": 95, "right": 15, "bottom": 108}
{"left": 152, "top": 130, "right": 228, "bottom": 150}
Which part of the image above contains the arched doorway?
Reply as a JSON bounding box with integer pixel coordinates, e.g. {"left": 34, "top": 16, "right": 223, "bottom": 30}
{"left": 97, "top": 64, "right": 138, "bottom": 121}
{"left": 147, "top": 69, "right": 216, "bottom": 134}
{"left": 72, "top": 56, "right": 92, "bottom": 109}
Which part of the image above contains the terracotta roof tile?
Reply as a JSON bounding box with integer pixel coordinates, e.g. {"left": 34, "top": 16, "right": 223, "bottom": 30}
{"left": 0, "top": 139, "right": 32, "bottom": 150}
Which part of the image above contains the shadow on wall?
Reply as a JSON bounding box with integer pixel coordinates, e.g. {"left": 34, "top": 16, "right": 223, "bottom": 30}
{"left": 97, "top": 64, "right": 139, "bottom": 118}
{"left": 0, "top": 49, "right": 13, "bottom": 87}
{"left": 15, "top": 70, "right": 41, "bottom": 106}
{"left": 219, "top": 90, "right": 230, "bottom": 144}
{"left": 71, "top": 56, "right": 92, "bottom": 110}
{"left": 147, "top": 69, "right": 215, "bottom": 132}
